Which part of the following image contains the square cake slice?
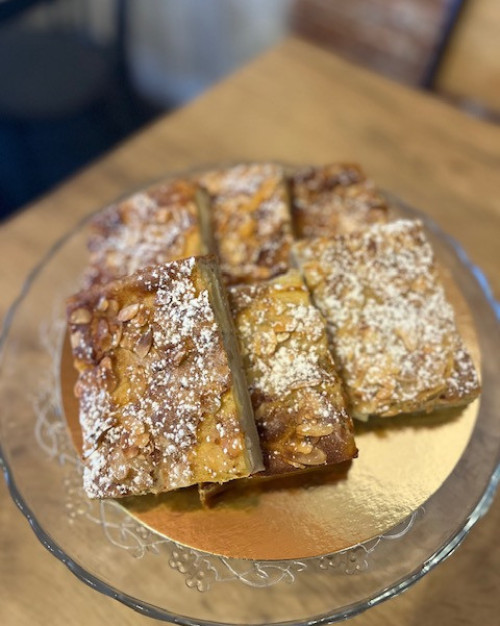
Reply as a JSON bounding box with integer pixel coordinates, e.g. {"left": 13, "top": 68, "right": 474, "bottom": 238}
{"left": 290, "top": 163, "right": 388, "bottom": 238}
{"left": 84, "top": 178, "right": 202, "bottom": 287}
{"left": 197, "top": 163, "right": 293, "bottom": 285}
{"left": 67, "top": 256, "right": 263, "bottom": 498}
{"left": 225, "top": 270, "right": 357, "bottom": 475}
{"left": 293, "top": 220, "right": 481, "bottom": 419}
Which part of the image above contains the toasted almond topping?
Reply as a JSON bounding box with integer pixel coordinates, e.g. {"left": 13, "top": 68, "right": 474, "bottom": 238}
{"left": 295, "top": 441, "right": 314, "bottom": 455}
{"left": 117, "top": 303, "right": 140, "bottom": 322}
{"left": 396, "top": 328, "right": 418, "bottom": 352}
{"left": 123, "top": 446, "right": 139, "bottom": 460}
{"left": 296, "top": 422, "right": 335, "bottom": 437}
{"left": 70, "top": 308, "right": 91, "bottom": 324}
{"left": 134, "top": 432, "right": 150, "bottom": 448}
{"left": 97, "top": 318, "right": 109, "bottom": 342}
{"left": 284, "top": 456, "right": 305, "bottom": 469}
{"left": 73, "top": 380, "right": 84, "bottom": 398}
{"left": 172, "top": 348, "right": 188, "bottom": 366}
{"left": 70, "top": 331, "right": 83, "bottom": 349}
{"left": 133, "top": 308, "right": 149, "bottom": 326}
{"left": 111, "top": 324, "right": 123, "bottom": 348}
{"left": 289, "top": 376, "right": 323, "bottom": 391}
{"left": 135, "top": 329, "right": 153, "bottom": 359}
{"left": 276, "top": 332, "right": 290, "bottom": 342}
{"left": 96, "top": 297, "right": 109, "bottom": 312}
{"left": 107, "top": 299, "right": 119, "bottom": 316}
{"left": 100, "top": 356, "right": 113, "bottom": 370}
{"left": 293, "top": 448, "right": 327, "bottom": 466}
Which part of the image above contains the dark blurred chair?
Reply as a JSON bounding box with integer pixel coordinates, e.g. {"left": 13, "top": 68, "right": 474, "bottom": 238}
{"left": 290, "top": 0, "right": 464, "bottom": 86}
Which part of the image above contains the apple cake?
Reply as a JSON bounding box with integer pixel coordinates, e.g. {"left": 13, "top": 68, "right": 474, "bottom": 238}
{"left": 84, "top": 178, "right": 202, "bottom": 287}
{"left": 225, "top": 270, "right": 356, "bottom": 473}
{"left": 197, "top": 163, "right": 293, "bottom": 285}
{"left": 290, "top": 163, "right": 388, "bottom": 238}
{"left": 293, "top": 220, "right": 481, "bottom": 419}
{"left": 67, "top": 256, "right": 263, "bottom": 498}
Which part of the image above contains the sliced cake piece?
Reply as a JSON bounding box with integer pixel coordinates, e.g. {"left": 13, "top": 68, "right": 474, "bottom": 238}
{"left": 223, "top": 270, "right": 356, "bottom": 474}
{"left": 67, "top": 256, "right": 263, "bottom": 498}
{"left": 290, "top": 163, "right": 388, "bottom": 238}
{"left": 293, "top": 220, "right": 481, "bottom": 419}
{"left": 84, "top": 178, "right": 202, "bottom": 287}
{"left": 197, "top": 163, "right": 293, "bottom": 285}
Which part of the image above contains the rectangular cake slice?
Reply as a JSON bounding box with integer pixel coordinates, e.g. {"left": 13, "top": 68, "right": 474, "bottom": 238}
{"left": 290, "top": 163, "right": 388, "bottom": 238}
{"left": 84, "top": 178, "right": 202, "bottom": 287}
{"left": 197, "top": 163, "right": 293, "bottom": 285}
{"left": 67, "top": 256, "right": 263, "bottom": 498}
{"left": 293, "top": 220, "right": 481, "bottom": 419}
{"left": 222, "top": 270, "right": 356, "bottom": 475}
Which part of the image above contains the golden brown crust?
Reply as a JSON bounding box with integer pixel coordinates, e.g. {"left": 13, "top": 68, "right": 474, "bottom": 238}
{"left": 290, "top": 163, "right": 388, "bottom": 238}
{"left": 227, "top": 270, "right": 357, "bottom": 474}
{"left": 198, "top": 163, "right": 293, "bottom": 285}
{"left": 67, "top": 257, "right": 262, "bottom": 498}
{"left": 293, "top": 220, "right": 481, "bottom": 419}
{"left": 85, "top": 179, "right": 202, "bottom": 287}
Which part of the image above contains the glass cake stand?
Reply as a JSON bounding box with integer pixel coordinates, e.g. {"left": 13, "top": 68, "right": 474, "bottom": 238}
{"left": 0, "top": 189, "right": 499, "bottom": 626}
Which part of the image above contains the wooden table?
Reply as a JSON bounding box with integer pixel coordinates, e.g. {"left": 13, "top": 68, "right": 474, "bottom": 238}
{"left": 1, "top": 38, "right": 499, "bottom": 626}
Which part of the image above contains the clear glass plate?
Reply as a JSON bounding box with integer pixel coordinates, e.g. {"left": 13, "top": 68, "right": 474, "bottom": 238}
{"left": 0, "top": 190, "right": 499, "bottom": 626}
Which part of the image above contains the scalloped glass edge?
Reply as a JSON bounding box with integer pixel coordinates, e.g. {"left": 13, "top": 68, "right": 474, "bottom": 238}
{"left": 0, "top": 188, "right": 499, "bottom": 626}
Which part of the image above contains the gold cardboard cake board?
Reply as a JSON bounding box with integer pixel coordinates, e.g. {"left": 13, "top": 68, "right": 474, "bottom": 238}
{"left": 60, "top": 264, "right": 480, "bottom": 561}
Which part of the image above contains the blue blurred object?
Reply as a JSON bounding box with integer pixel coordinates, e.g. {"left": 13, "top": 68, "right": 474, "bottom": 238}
{"left": 0, "top": 0, "right": 45, "bottom": 22}
{"left": 0, "top": 0, "right": 162, "bottom": 220}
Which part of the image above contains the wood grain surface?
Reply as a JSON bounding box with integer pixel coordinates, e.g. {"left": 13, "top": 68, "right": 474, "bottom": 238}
{"left": 0, "top": 38, "right": 499, "bottom": 626}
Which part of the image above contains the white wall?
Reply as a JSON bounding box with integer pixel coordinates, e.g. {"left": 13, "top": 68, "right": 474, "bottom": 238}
{"left": 127, "top": 0, "right": 292, "bottom": 105}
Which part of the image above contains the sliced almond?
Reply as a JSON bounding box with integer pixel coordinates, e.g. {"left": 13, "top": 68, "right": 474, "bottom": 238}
{"left": 109, "top": 451, "right": 129, "bottom": 479}
{"left": 133, "top": 308, "right": 149, "bottom": 326}
{"left": 296, "top": 422, "right": 335, "bottom": 437}
{"left": 396, "top": 328, "right": 418, "bottom": 352}
{"left": 111, "top": 324, "right": 123, "bottom": 348}
{"left": 289, "top": 376, "right": 322, "bottom": 391}
{"left": 284, "top": 457, "right": 305, "bottom": 469}
{"left": 73, "top": 379, "right": 84, "bottom": 398}
{"left": 96, "top": 297, "right": 109, "bottom": 312}
{"left": 97, "top": 318, "right": 109, "bottom": 339}
{"left": 123, "top": 446, "right": 139, "bottom": 460}
{"left": 135, "top": 329, "right": 153, "bottom": 359}
{"left": 172, "top": 348, "right": 188, "bottom": 366}
{"left": 276, "top": 332, "right": 290, "bottom": 343}
{"left": 134, "top": 432, "right": 150, "bottom": 448}
{"left": 70, "top": 330, "right": 83, "bottom": 350}
{"left": 118, "top": 303, "right": 140, "bottom": 322}
{"left": 292, "top": 447, "right": 327, "bottom": 466}
{"left": 254, "top": 330, "right": 277, "bottom": 356}
{"left": 99, "top": 356, "right": 113, "bottom": 371}
{"left": 295, "top": 441, "right": 313, "bottom": 455}
{"left": 70, "top": 308, "right": 91, "bottom": 324}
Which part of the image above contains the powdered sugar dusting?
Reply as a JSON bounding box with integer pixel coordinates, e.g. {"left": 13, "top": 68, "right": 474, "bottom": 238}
{"left": 68, "top": 258, "right": 254, "bottom": 498}
{"left": 85, "top": 180, "right": 201, "bottom": 287}
{"left": 291, "top": 163, "right": 388, "bottom": 238}
{"left": 229, "top": 271, "right": 356, "bottom": 475}
{"left": 294, "top": 220, "right": 480, "bottom": 418}
{"left": 199, "top": 164, "right": 293, "bottom": 284}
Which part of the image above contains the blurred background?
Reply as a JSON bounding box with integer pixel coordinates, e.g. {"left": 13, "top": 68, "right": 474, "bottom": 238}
{"left": 0, "top": 0, "right": 498, "bottom": 220}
